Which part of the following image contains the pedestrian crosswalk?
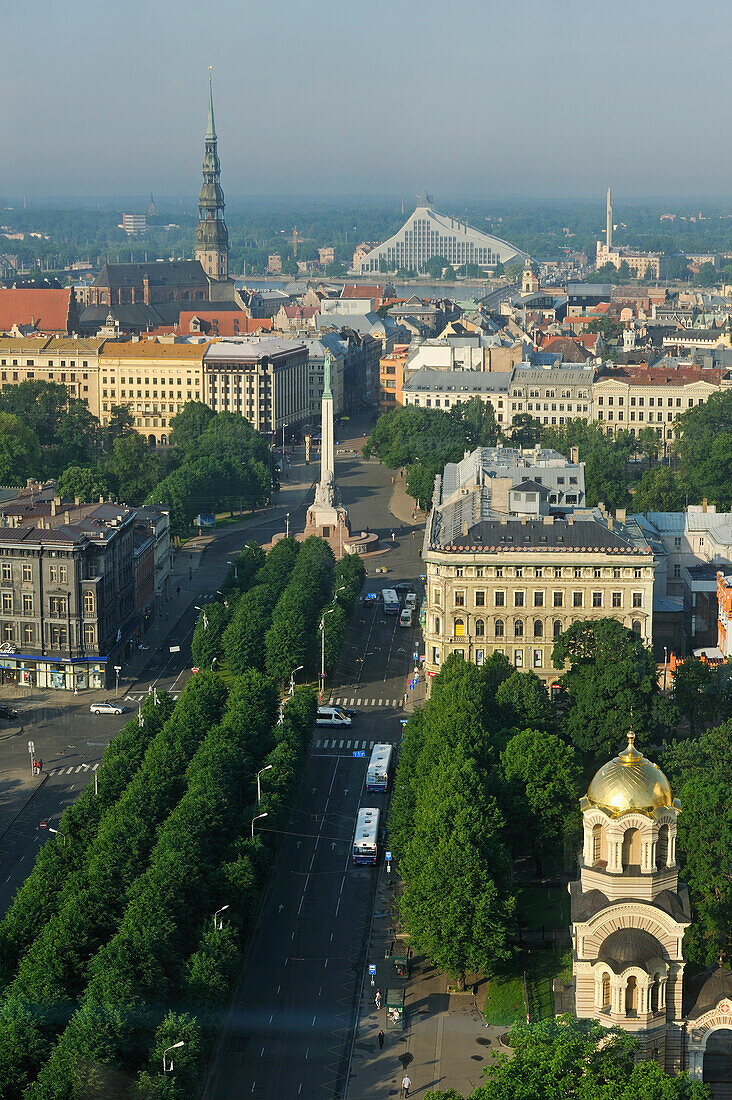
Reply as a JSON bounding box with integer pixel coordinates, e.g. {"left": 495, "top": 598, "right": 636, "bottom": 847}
{"left": 124, "top": 691, "right": 180, "bottom": 703}
{"left": 314, "top": 738, "right": 385, "bottom": 751}
{"left": 330, "top": 697, "right": 402, "bottom": 709}
{"left": 47, "top": 762, "right": 100, "bottom": 777}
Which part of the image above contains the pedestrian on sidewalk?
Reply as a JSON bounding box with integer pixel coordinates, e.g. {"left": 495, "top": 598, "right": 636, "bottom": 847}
{"left": 391, "top": 530, "right": 395, "bottom": 542}
{"left": 375, "top": 988, "right": 382, "bottom": 1010}
{"left": 402, "top": 1073, "right": 412, "bottom": 1096}
{"left": 378, "top": 1029, "right": 384, "bottom": 1049}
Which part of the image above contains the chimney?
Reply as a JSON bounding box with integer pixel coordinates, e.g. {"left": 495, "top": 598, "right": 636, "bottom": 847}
{"left": 64, "top": 511, "right": 70, "bottom": 524}
{"left": 99, "top": 495, "right": 104, "bottom": 504}
{"left": 615, "top": 507, "right": 626, "bottom": 523}
{"left": 570, "top": 446, "right": 579, "bottom": 463}
{"left": 608, "top": 516, "right": 613, "bottom": 531}
{"left": 50, "top": 500, "right": 57, "bottom": 516}
{"left": 703, "top": 497, "right": 708, "bottom": 513}
{"left": 75, "top": 496, "right": 81, "bottom": 506}
{"left": 462, "top": 521, "right": 469, "bottom": 537}
{"left": 567, "top": 516, "right": 574, "bottom": 525}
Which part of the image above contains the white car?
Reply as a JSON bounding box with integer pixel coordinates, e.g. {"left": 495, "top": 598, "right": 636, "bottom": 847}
{"left": 89, "top": 702, "right": 125, "bottom": 715}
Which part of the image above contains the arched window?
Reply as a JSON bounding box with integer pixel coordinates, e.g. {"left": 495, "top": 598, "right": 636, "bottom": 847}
{"left": 495, "top": 619, "right": 504, "bottom": 638}
{"left": 553, "top": 619, "right": 562, "bottom": 639}
{"left": 592, "top": 823, "right": 604, "bottom": 865}
{"left": 656, "top": 823, "right": 669, "bottom": 868}
{"left": 434, "top": 616, "right": 441, "bottom": 635}
{"left": 148, "top": 434, "right": 157, "bottom": 447}
{"left": 650, "top": 976, "right": 659, "bottom": 1013}
{"left": 534, "top": 619, "right": 543, "bottom": 637}
{"left": 514, "top": 619, "right": 524, "bottom": 638}
{"left": 625, "top": 976, "right": 637, "bottom": 1015}
{"left": 632, "top": 619, "right": 642, "bottom": 634}
{"left": 454, "top": 618, "right": 465, "bottom": 638}
{"left": 622, "top": 826, "right": 641, "bottom": 869}
{"left": 601, "top": 973, "right": 611, "bottom": 1010}
{"left": 160, "top": 434, "right": 167, "bottom": 446}
{"left": 475, "top": 618, "right": 485, "bottom": 637}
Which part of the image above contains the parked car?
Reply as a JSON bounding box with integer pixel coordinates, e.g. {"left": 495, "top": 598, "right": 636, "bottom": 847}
{"left": 316, "top": 706, "right": 352, "bottom": 728}
{"left": 89, "top": 702, "right": 125, "bottom": 715}
{"left": 0, "top": 703, "right": 19, "bottom": 719}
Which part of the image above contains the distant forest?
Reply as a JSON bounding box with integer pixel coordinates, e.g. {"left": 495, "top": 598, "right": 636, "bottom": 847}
{"left": 2, "top": 197, "right": 732, "bottom": 278}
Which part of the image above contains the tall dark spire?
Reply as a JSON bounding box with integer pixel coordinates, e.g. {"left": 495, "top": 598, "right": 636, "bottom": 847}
{"left": 195, "top": 68, "right": 229, "bottom": 281}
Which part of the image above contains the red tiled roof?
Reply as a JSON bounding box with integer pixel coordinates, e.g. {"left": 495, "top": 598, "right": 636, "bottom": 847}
{"left": 178, "top": 311, "right": 273, "bottom": 336}
{"left": 280, "top": 306, "right": 317, "bottom": 320}
{"left": 596, "top": 365, "right": 725, "bottom": 386}
{"left": 0, "top": 288, "right": 74, "bottom": 333}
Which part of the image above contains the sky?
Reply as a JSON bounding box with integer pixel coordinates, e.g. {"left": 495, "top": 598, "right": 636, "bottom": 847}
{"left": 2, "top": 0, "right": 731, "bottom": 202}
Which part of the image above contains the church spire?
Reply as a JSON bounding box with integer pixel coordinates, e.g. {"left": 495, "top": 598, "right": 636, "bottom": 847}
{"left": 195, "top": 68, "right": 229, "bottom": 282}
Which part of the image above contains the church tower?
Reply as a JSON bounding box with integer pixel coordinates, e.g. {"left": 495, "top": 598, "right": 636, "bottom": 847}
{"left": 195, "top": 70, "right": 229, "bottom": 282}
{"left": 571, "top": 732, "right": 691, "bottom": 1072}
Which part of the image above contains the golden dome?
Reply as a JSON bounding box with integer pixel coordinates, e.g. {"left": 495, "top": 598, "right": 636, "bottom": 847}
{"left": 586, "top": 733, "right": 674, "bottom": 818}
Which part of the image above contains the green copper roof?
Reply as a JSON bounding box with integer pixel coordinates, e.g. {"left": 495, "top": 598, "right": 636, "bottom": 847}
{"left": 206, "top": 73, "right": 216, "bottom": 141}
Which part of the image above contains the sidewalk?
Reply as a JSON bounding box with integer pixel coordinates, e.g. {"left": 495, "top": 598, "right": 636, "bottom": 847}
{"left": 389, "top": 472, "right": 427, "bottom": 528}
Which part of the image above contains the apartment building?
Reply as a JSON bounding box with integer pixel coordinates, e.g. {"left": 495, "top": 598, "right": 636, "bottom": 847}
{"left": 0, "top": 336, "right": 106, "bottom": 417}
{"left": 508, "top": 365, "right": 594, "bottom": 429}
{"left": 203, "top": 338, "right": 309, "bottom": 435}
{"left": 379, "top": 345, "right": 410, "bottom": 413}
{"left": 592, "top": 365, "right": 730, "bottom": 442}
{"left": 402, "top": 368, "right": 512, "bottom": 429}
{"left": 0, "top": 500, "right": 137, "bottom": 691}
{"left": 422, "top": 446, "right": 654, "bottom": 685}
{"left": 97, "top": 339, "right": 208, "bottom": 445}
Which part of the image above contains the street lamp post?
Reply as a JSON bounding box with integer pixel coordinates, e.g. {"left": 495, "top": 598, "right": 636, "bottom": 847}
{"left": 251, "top": 812, "right": 268, "bottom": 840}
{"left": 289, "top": 665, "right": 303, "bottom": 697}
{"left": 47, "top": 827, "right": 66, "bottom": 847}
{"left": 663, "top": 646, "right": 668, "bottom": 693}
{"left": 319, "top": 588, "right": 346, "bottom": 702}
{"left": 256, "top": 764, "right": 273, "bottom": 806}
{"left": 114, "top": 665, "right": 122, "bottom": 697}
{"left": 211, "top": 656, "right": 218, "bottom": 672}
{"left": 163, "top": 1042, "right": 185, "bottom": 1074}
{"left": 286, "top": 512, "right": 290, "bottom": 539}
{"left": 213, "top": 904, "right": 230, "bottom": 930}
{"left": 226, "top": 560, "right": 238, "bottom": 582}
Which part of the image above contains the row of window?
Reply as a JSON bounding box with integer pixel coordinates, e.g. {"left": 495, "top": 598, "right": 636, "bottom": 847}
{"left": 0, "top": 360, "right": 89, "bottom": 369}
{"left": 0, "top": 591, "right": 95, "bottom": 614}
{"left": 430, "top": 628, "right": 643, "bottom": 671}
{"left": 0, "top": 622, "right": 95, "bottom": 646}
{"left": 436, "top": 565, "right": 646, "bottom": 579}
{"left": 436, "top": 616, "right": 643, "bottom": 639}
{"left": 0, "top": 563, "right": 86, "bottom": 585}
{"left": 597, "top": 395, "right": 699, "bottom": 407}
{"left": 439, "top": 590, "right": 643, "bottom": 610}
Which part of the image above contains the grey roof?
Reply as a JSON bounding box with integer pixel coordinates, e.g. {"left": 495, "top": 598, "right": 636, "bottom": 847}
{"left": 314, "top": 311, "right": 396, "bottom": 336}
{"left": 511, "top": 364, "right": 595, "bottom": 384}
{"left": 598, "top": 928, "right": 664, "bottom": 973}
{"left": 403, "top": 368, "right": 511, "bottom": 395}
{"left": 570, "top": 882, "right": 691, "bottom": 926}
{"left": 79, "top": 302, "right": 183, "bottom": 330}
{"left": 567, "top": 283, "right": 612, "bottom": 297}
{"left": 433, "top": 515, "right": 641, "bottom": 554}
{"left": 92, "top": 260, "right": 206, "bottom": 289}
{"left": 204, "top": 338, "right": 306, "bottom": 362}
{"left": 684, "top": 965, "right": 732, "bottom": 1019}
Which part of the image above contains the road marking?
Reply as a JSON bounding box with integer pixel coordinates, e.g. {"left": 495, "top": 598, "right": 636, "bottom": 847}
{"left": 357, "top": 698, "right": 362, "bottom": 705}
{"left": 335, "top": 897, "right": 340, "bottom": 916}
{"left": 92, "top": 763, "right": 99, "bottom": 771}
{"left": 75, "top": 765, "right": 83, "bottom": 772}
{"left": 306, "top": 1047, "right": 309, "bottom": 1059}
{"left": 339, "top": 740, "right": 344, "bottom": 748}
{"left": 4, "top": 875, "right": 10, "bottom": 883}
{"left": 378, "top": 698, "right": 383, "bottom": 706}
{"left": 19, "top": 854, "right": 24, "bottom": 862}
{"left": 312, "top": 1017, "right": 316, "bottom": 1027}
{"left": 66, "top": 767, "right": 74, "bottom": 774}
{"left": 325, "top": 957, "right": 328, "bottom": 967}
{"left": 346, "top": 740, "right": 351, "bottom": 748}
{"left": 70, "top": 785, "right": 75, "bottom": 791}
{"left": 269, "top": 1014, "right": 273, "bottom": 1023}
{"left": 81, "top": 763, "right": 89, "bottom": 771}
{"left": 277, "top": 984, "right": 281, "bottom": 994}
{"left": 315, "top": 739, "right": 321, "bottom": 747}
{"left": 260, "top": 1047, "right": 265, "bottom": 1058}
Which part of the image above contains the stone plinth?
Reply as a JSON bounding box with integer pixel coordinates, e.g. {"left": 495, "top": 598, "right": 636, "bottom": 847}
{"left": 303, "top": 503, "right": 351, "bottom": 560}
{"left": 343, "top": 531, "right": 380, "bottom": 555}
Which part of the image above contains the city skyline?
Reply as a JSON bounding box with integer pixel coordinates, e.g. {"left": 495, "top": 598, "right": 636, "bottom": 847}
{"left": 2, "top": 0, "right": 731, "bottom": 199}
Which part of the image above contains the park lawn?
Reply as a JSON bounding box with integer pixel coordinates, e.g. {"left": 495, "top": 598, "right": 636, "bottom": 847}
{"left": 483, "top": 884, "right": 572, "bottom": 1026}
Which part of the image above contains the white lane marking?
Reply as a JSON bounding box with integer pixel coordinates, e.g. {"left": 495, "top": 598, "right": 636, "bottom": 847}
{"left": 91, "top": 763, "right": 99, "bottom": 771}
{"left": 75, "top": 765, "right": 83, "bottom": 773}
{"left": 65, "top": 767, "right": 74, "bottom": 774}
{"left": 315, "top": 739, "right": 321, "bottom": 747}
{"left": 277, "top": 984, "right": 281, "bottom": 994}
{"left": 378, "top": 698, "right": 383, "bottom": 706}
{"left": 260, "top": 1047, "right": 265, "bottom": 1058}
{"left": 19, "top": 854, "right": 24, "bottom": 862}
{"left": 335, "top": 897, "right": 340, "bottom": 916}
{"left": 339, "top": 740, "right": 344, "bottom": 748}
{"left": 269, "top": 1014, "right": 273, "bottom": 1023}
{"left": 69, "top": 785, "right": 75, "bottom": 791}
{"left": 356, "top": 698, "right": 362, "bottom": 705}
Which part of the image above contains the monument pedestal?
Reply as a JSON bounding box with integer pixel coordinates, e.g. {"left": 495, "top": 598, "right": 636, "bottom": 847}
{"left": 303, "top": 502, "right": 351, "bottom": 559}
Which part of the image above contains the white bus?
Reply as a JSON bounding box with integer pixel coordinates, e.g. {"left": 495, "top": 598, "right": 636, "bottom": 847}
{"left": 366, "top": 743, "right": 393, "bottom": 792}
{"left": 382, "top": 589, "right": 399, "bottom": 616}
{"left": 352, "top": 807, "right": 380, "bottom": 864}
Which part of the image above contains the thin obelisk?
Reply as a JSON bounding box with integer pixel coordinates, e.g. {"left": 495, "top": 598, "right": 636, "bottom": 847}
{"left": 319, "top": 351, "right": 335, "bottom": 500}
{"left": 606, "top": 186, "right": 613, "bottom": 250}
{"left": 304, "top": 350, "right": 350, "bottom": 556}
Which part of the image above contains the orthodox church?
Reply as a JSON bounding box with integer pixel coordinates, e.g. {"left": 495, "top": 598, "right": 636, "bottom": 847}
{"left": 571, "top": 732, "right": 732, "bottom": 1095}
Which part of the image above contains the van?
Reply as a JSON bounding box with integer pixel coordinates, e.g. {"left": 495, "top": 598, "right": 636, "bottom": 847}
{"left": 404, "top": 592, "right": 418, "bottom": 612}
{"left": 399, "top": 608, "right": 412, "bottom": 628}
{"left": 316, "top": 706, "right": 352, "bottom": 728}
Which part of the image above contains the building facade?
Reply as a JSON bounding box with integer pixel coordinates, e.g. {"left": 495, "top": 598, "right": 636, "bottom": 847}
{"left": 593, "top": 366, "right": 730, "bottom": 442}
{"left": 422, "top": 447, "right": 654, "bottom": 684}
{"left": 203, "top": 338, "right": 309, "bottom": 435}
{"left": 352, "top": 199, "right": 523, "bottom": 274}
{"left": 402, "top": 367, "right": 512, "bottom": 429}
{"left": 0, "top": 501, "right": 137, "bottom": 691}
{"left": 98, "top": 339, "right": 208, "bottom": 445}
{"left": 0, "top": 336, "right": 106, "bottom": 417}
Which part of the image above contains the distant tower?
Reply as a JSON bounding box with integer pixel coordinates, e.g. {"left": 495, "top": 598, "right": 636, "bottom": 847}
{"left": 195, "top": 68, "right": 229, "bottom": 281}
{"left": 606, "top": 186, "right": 613, "bottom": 250}
{"left": 292, "top": 226, "right": 298, "bottom": 258}
{"left": 148, "top": 192, "right": 157, "bottom": 218}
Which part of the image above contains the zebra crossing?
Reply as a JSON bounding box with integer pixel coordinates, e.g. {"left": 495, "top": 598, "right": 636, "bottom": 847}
{"left": 330, "top": 697, "right": 402, "bottom": 709}
{"left": 314, "top": 738, "right": 384, "bottom": 751}
{"left": 124, "top": 691, "right": 180, "bottom": 703}
{"left": 47, "top": 762, "right": 100, "bottom": 777}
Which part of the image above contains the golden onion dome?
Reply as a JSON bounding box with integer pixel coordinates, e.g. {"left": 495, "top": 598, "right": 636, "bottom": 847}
{"left": 586, "top": 732, "right": 674, "bottom": 818}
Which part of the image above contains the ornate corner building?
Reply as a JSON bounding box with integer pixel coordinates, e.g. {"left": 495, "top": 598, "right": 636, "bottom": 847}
{"left": 571, "top": 733, "right": 732, "bottom": 1093}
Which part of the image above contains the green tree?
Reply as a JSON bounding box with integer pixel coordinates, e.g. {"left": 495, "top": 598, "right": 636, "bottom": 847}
{"left": 552, "top": 619, "right": 676, "bottom": 756}
{"left": 636, "top": 426, "right": 662, "bottom": 460}
{"left": 470, "top": 1016, "right": 708, "bottom": 1100}
{"left": 632, "top": 465, "right": 687, "bottom": 512}
{"left": 672, "top": 658, "right": 719, "bottom": 736}
{"left": 542, "top": 422, "right": 632, "bottom": 509}
{"left": 666, "top": 255, "right": 691, "bottom": 281}
{"left": 56, "top": 465, "right": 110, "bottom": 502}
{"left": 586, "top": 316, "right": 624, "bottom": 341}
{"left": 191, "top": 600, "right": 231, "bottom": 670}
{"left": 673, "top": 391, "right": 732, "bottom": 510}
{"left": 510, "top": 412, "right": 543, "bottom": 449}
{"left": 452, "top": 396, "right": 500, "bottom": 448}
{"left": 0, "top": 412, "right": 41, "bottom": 483}
{"left": 0, "top": 380, "right": 98, "bottom": 474}
{"left": 103, "top": 404, "right": 135, "bottom": 449}
{"left": 424, "top": 255, "right": 450, "bottom": 279}
{"left": 501, "top": 729, "right": 578, "bottom": 870}
{"left": 169, "top": 401, "right": 215, "bottom": 457}
{"left": 495, "top": 670, "right": 554, "bottom": 734}
{"left": 106, "top": 432, "right": 164, "bottom": 504}
{"left": 692, "top": 261, "right": 718, "bottom": 287}
{"left": 399, "top": 747, "right": 515, "bottom": 989}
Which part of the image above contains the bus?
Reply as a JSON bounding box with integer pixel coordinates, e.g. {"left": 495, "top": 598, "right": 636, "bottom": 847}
{"left": 352, "top": 807, "right": 380, "bottom": 864}
{"left": 382, "top": 589, "right": 399, "bottom": 615}
{"left": 366, "top": 743, "right": 393, "bottom": 792}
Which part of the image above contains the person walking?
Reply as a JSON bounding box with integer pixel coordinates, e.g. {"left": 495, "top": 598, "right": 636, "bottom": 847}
{"left": 378, "top": 1029, "right": 385, "bottom": 1049}
{"left": 402, "top": 1073, "right": 412, "bottom": 1096}
{"left": 375, "top": 988, "right": 382, "bottom": 1010}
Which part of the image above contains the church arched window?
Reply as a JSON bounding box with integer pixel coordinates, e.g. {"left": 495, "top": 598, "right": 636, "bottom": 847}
{"left": 592, "top": 823, "right": 604, "bottom": 866}
{"left": 622, "top": 826, "right": 641, "bottom": 869}
{"left": 656, "top": 823, "right": 669, "bottom": 868}
{"left": 625, "top": 975, "right": 637, "bottom": 1016}
{"left": 601, "top": 973, "right": 611, "bottom": 1010}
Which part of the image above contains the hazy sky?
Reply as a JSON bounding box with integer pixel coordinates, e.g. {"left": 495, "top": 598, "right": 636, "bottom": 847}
{"left": 3, "top": 0, "right": 731, "bottom": 201}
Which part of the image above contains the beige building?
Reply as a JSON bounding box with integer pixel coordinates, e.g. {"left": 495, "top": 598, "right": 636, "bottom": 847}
{"left": 422, "top": 447, "right": 654, "bottom": 685}
{"left": 509, "top": 365, "right": 594, "bottom": 430}
{"left": 592, "top": 365, "right": 731, "bottom": 443}
{"left": 98, "top": 339, "right": 208, "bottom": 445}
{"left": 0, "top": 336, "right": 106, "bottom": 417}
{"left": 203, "top": 338, "right": 309, "bottom": 435}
